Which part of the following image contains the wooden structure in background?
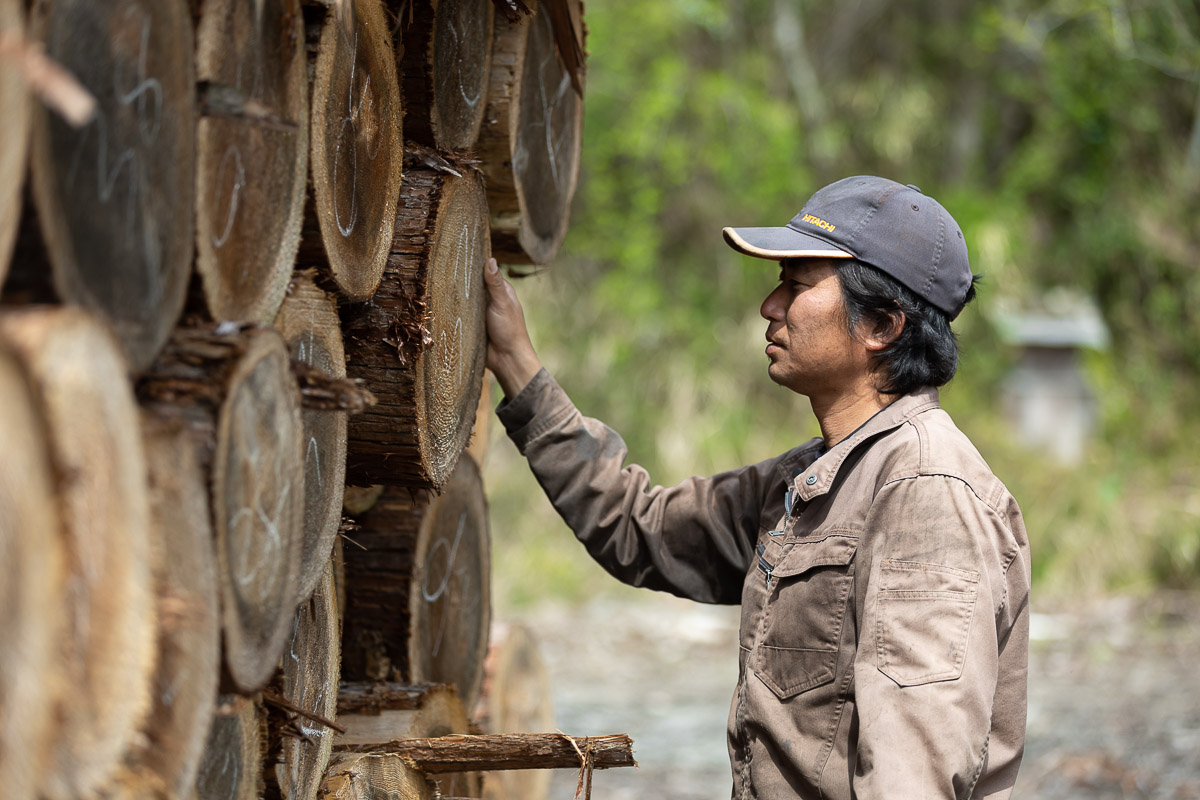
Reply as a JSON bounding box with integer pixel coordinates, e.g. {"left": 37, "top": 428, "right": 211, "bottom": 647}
{"left": 274, "top": 270, "right": 349, "bottom": 602}
{"left": 299, "top": 0, "right": 403, "bottom": 301}
{"left": 398, "top": 0, "right": 494, "bottom": 152}
{"left": 341, "top": 457, "right": 491, "bottom": 710}
{"left": 0, "top": 309, "right": 156, "bottom": 800}
{"left": 0, "top": 0, "right": 31, "bottom": 287}
{"left": 24, "top": 0, "right": 195, "bottom": 371}
{"left": 479, "top": 0, "right": 585, "bottom": 265}
{"left": 0, "top": 342, "right": 62, "bottom": 800}
{"left": 194, "top": 0, "right": 309, "bottom": 324}
{"left": 138, "top": 325, "right": 304, "bottom": 694}
{"left": 343, "top": 164, "right": 489, "bottom": 489}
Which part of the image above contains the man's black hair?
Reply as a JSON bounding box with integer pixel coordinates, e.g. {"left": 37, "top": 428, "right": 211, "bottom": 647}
{"left": 833, "top": 259, "right": 979, "bottom": 395}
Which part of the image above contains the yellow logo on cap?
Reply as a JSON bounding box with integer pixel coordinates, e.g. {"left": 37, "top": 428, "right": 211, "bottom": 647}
{"left": 801, "top": 214, "right": 836, "bottom": 232}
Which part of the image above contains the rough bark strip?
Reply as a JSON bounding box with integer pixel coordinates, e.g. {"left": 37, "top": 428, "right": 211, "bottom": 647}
{"left": 477, "top": 0, "right": 584, "bottom": 265}
{"left": 342, "top": 163, "right": 489, "bottom": 489}
{"left": 275, "top": 270, "right": 349, "bottom": 602}
{"left": 194, "top": 695, "right": 266, "bottom": 800}
{"left": 346, "top": 733, "right": 636, "bottom": 772}
{"left": 0, "top": 0, "right": 31, "bottom": 288}
{"left": 0, "top": 340, "right": 63, "bottom": 800}
{"left": 0, "top": 307, "right": 156, "bottom": 800}
{"left": 396, "top": 0, "right": 494, "bottom": 152}
{"left": 298, "top": 0, "right": 403, "bottom": 301}
{"left": 265, "top": 561, "right": 340, "bottom": 800}
{"left": 321, "top": 753, "right": 435, "bottom": 800}
{"left": 138, "top": 324, "right": 305, "bottom": 693}
{"left": 195, "top": 0, "right": 309, "bottom": 324}
{"left": 25, "top": 0, "right": 195, "bottom": 371}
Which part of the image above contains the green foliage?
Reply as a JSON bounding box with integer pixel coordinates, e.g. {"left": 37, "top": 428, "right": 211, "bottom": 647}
{"left": 486, "top": 0, "right": 1200, "bottom": 611}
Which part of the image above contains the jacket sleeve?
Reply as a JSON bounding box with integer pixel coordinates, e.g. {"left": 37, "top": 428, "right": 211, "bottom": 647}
{"left": 496, "top": 369, "right": 786, "bottom": 604}
{"left": 851, "top": 474, "right": 1018, "bottom": 799}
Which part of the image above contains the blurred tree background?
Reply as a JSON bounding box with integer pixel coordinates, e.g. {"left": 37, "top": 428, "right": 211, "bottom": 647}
{"left": 484, "top": 0, "right": 1200, "bottom": 610}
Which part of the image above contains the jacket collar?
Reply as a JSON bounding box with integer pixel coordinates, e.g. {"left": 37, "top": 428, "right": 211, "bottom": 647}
{"left": 788, "top": 387, "right": 941, "bottom": 502}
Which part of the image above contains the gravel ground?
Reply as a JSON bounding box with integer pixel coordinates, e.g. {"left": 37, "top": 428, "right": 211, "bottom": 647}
{"left": 516, "top": 590, "right": 1200, "bottom": 799}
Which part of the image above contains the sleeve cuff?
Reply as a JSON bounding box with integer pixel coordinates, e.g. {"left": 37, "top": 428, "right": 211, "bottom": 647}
{"left": 495, "top": 368, "right": 576, "bottom": 452}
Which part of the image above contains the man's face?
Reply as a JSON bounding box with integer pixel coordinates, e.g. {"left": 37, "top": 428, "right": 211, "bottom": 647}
{"left": 759, "top": 258, "right": 870, "bottom": 399}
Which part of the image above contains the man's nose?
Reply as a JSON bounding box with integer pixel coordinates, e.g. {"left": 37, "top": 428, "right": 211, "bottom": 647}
{"left": 761, "top": 285, "right": 786, "bottom": 321}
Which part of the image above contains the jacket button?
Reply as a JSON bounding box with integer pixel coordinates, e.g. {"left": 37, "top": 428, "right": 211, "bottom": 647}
{"left": 805, "top": 475, "right": 817, "bottom": 485}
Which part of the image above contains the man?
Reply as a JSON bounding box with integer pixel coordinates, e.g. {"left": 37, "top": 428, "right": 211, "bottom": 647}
{"left": 483, "top": 176, "right": 1030, "bottom": 799}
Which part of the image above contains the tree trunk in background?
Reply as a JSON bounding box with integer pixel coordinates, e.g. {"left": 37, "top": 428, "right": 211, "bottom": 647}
{"left": 0, "top": 308, "right": 156, "bottom": 800}
{"left": 396, "top": 0, "right": 494, "bottom": 153}
{"left": 340, "top": 457, "right": 490, "bottom": 711}
{"left": 321, "top": 753, "right": 435, "bottom": 800}
{"left": 0, "top": 341, "right": 63, "bottom": 800}
{"left": 342, "top": 164, "right": 489, "bottom": 489}
{"left": 194, "top": 0, "right": 309, "bottom": 324}
{"left": 138, "top": 324, "right": 304, "bottom": 694}
{"left": 275, "top": 270, "right": 349, "bottom": 602}
{"left": 335, "top": 682, "right": 480, "bottom": 798}
{"left": 297, "top": 0, "right": 403, "bottom": 301}
{"left": 0, "top": 0, "right": 31, "bottom": 288}
{"left": 478, "top": 0, "right": 584, "bottom": 265}
{"left": 265, "top": 560, "right": 341, "bottom": 800}
{"left": 194, "top": 695, "right": 265, "bottom": 800}
{"left": 477, "top": 623, "right": 555, "bottom": 800}
{"left": 22, "top": 0, "right": 195, "bottom": 372}
{"left": 102, "top": 414, "right": 222, "bottom": 800}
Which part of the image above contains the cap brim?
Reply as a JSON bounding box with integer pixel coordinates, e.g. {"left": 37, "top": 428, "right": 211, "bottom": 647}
{"left": 722, "top": 226, "right": 854, "bottom": 261}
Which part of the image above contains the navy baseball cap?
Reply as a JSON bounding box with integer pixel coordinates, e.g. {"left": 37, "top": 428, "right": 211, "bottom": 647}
{"left": 723, "top": 176, "right": 973, "bottom": 319}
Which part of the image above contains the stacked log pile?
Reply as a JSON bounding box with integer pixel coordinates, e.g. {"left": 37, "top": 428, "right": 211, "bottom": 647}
{"left": 0, "top": 1, "right": 628, "bottom": 799}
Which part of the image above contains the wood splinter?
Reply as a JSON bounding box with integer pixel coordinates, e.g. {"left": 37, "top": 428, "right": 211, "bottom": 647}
{"left": 345, "top": 733, "right": 636, "bottom": 773}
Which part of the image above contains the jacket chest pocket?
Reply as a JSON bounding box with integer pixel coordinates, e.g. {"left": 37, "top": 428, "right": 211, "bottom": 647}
{"left": 752, "top": 533, "right": 858, "bottom": 699}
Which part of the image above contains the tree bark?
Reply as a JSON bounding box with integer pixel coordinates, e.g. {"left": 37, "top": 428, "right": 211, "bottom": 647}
{"left": 265, "top": 560, "right": 341, "bottom": 800}
{"left": 342, "top": 163, "right": 489, "bottom": 489}
{"left": 194, "top": 694, "right": 266, "bottom": 800}
{"left": 0, "top": 340, "right": 63, "bottom": 800}
{"left": 321, "top": 753, "right": 435, "bottom": 800}
{"left": 396, "top": 0, "right": 494, "bottom": 153}
{"left": 23, "top": 0, "right": 195, "bottom": 372}
{"left": 275, "top": 269, "right": 349, "bottom": 602}
{"left": 477, "top": 623, "right": 554, "bottom": 800}
{"left": 138, "top": 324, "right": 305, "bottom": 694}
{"left": 477, "top": 0, "right": 584, "bottom": 265}
{"left": 340, "top": 457, "right": 491, "bottom": 712}
{"left": 194, "top": 0, "right": 309, "bottom": 324}
{"left": 335, "top": 682, "right": 480, "bottom": 798}
{"left": 0, "top": 0, "right": 31, "bottom": 289}
{"left": 102, "top": 414, "right": 223, "bottom": 800}
{"left": 0, "top": 307, "right": 157, "bottom": 800}
{"left": 345, "top": 733, "right": 637, "bottom": 772}
{"left": 297, "top": 0, "right": 404, "bottom": 302}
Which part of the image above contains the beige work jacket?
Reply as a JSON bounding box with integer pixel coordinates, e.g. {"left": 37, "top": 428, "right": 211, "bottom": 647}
{"left": 498, "top": 370, "right": 1030, "bottom": 799}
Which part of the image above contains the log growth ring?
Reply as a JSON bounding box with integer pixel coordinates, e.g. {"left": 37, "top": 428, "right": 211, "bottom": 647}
{"left": 0, "top": 0, "right": 31, "bottom": 287}
{"left": 213, "top": 328, "right": 305, "bottom": 692}
{"left": 28, "top": 0, "right": 195, "bottom": 371}
{"left": 321, "top": 753, "right": 435, "bottom": 800}
{"left": 274, "top": 272, "right": 348, "bottom": 602}
{"left": 414, "top": 169, "right": 489, "bottom": 487}
{"left": 0, "top": 308, "right": 156, "bottom": 800}
{"left": 310, "top": 0, "right": 403, "bottom": 301}
{"left": 408, "top": 455, "right": 491, "bottom": 712}
{"left": 0, "top": 345, "right": 62, "bottom": 800}
{"left": 195, "top": 0, "right": 309, "bottom": 324}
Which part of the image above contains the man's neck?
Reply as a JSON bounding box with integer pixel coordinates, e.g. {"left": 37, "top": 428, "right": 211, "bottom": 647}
{"left": 811, "top": 385, "right": 897, "bottom": 449}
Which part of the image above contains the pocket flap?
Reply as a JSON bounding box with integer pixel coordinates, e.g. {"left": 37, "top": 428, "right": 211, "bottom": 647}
{"left": 770, "top": 533, "right": 859, "bottom": 578}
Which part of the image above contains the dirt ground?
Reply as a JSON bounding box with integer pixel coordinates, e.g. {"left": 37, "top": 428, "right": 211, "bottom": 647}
{"left": 518, "top": 590, "right": 1200, "bottom": 799}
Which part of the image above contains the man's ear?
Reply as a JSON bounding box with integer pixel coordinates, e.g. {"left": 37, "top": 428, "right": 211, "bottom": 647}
{"left": 862, "top": 308, "right": 905, "bottom": 352}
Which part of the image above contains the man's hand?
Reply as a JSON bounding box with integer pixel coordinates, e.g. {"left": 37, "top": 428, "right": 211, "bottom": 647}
{"left": 483, "top": 257, "right": 542, "bottom": 398}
